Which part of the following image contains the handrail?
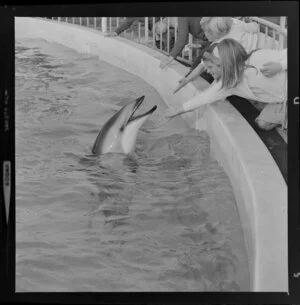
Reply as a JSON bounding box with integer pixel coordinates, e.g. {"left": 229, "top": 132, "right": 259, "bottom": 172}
{"left": 247, "top": 17, "right": 287, "bottom": 36}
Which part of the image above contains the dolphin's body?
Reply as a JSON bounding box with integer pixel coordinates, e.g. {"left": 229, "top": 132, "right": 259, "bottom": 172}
{"left": 92, "top": 96, "right": 157, "bottom": 155}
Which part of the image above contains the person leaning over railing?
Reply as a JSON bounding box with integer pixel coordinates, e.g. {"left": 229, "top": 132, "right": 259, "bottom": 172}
{"left": 174, "top": 17, "right": 260, "bottom": 92}
{"left": 104, "top": 17, "right": 161, "bottom": 37}
{"left": 166, "top": 38, "right": 287, "bottom": 131}
{"left": 159, "top": 17, "right": 209, "bottom": 69}
{"left": 153, "top": 17, "right": 178, "bottom": 49}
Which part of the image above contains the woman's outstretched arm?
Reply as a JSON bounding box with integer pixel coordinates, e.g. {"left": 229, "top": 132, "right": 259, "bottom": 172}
{"left": 182, "top": 81, "right": 230, "bottom": 111}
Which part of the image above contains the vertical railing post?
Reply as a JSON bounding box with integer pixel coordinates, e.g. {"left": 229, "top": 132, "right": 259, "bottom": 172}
{"left": 80, "top": 17, "right": 82, "bottom": 26}
{"left": 167, "top": 17, "right": 170, "bottom": 53}
{"left": 58, "top": 17, "right": 61, "bottom": 22}
{"left": 152, "top": 17, "right": 155, "bottom": 47}
{"left": 117, "top": 17, "right": 120, "bottom": 27}
{"left": 272, "top": 27, "right": 278, "bottom": 49}
{"left": 279, "top": 16, "right": 286, "bottom": 49}
{"left": 145, "top": 17, "right": 149, "bottom": 43}
{"left": 174, "top": 18, "right": 178, "bottom": 43}
{"left": 138, "top": 22, "right": 141, "bottom": 43}
{"left": 109, "top": 17, "right": 112, "bottom": 32}
{"left": 264, "top": 25, "right": 268, "bottom": 48}
{"left": 87, "top": 17, "right": 89, "bottom": 27}
{"left": 160, "top": 17, "right": 163, "bottom": 51}
{"left": 72, "top": 17, "right": 75, "bottom": 24}
{"left": 101, "top": 17, "right": 107, "bottom": 33}
{"left": 94, "top": 17, "right": 96, "bottom": 29}
{"left": 188, "top": 33, "right": 193, "bottom": 62}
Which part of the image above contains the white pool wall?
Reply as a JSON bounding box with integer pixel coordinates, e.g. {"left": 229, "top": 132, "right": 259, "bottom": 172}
{"left": 15, "top": 17, "right": 288, "bottom": 292}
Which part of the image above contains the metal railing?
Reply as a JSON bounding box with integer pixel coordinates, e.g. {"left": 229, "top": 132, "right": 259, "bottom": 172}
{"left": 43, "top": 16, "right": 288, "bottom": 134}
{"left": 238, "top": 16, "right": 287, "bottom": 49}
{"left": 46, "top": 16, "right": 287, "bottom": 62}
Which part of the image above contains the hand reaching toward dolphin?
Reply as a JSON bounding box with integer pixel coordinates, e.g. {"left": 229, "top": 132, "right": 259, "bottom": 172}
{"left": 104, "top": 32, "right": 118, "bottom": 37}
{"left": 173, "top": 77, "right": 188, "bottom": 94}
{"left": 164, "top": 107, "right": 192, "bottom": 120}
{"left": 150, "top": 107, "right": 191, "bottom": 129}
{"left": 159, "top": 56, "right": 175, "bottom": 69}
{"left": 145, "top": 107, "right": 194, "bottom": 132}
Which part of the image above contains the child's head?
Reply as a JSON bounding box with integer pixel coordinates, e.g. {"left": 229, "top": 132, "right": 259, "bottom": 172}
{"left": 202, "top": 48, "right": 222, "bottom": 81}
{"left": 200, "top": 17, "right": 233, "bottom": 41}
{"left": 203, "top": 38, "right": 249, "bottom": 89}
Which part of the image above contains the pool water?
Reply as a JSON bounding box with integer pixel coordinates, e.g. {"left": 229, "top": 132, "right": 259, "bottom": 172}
{"left": 15, "top": 38, "right": 250, "bottom": 292}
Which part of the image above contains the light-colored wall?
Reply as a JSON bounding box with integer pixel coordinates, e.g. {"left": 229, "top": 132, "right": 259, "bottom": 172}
{"left": 15, "top": 17, "right": 287, "bottom": 292}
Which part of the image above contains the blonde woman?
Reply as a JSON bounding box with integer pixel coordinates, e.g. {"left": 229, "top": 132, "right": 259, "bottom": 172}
{"left": 167, "top": 39, "right": 287, "bottom": 131}
{"left": 174, "top": 17, "right": 260, "bottom": 93}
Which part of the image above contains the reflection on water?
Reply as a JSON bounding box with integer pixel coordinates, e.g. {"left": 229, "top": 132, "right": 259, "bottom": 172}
{"left": 15, "top": 38, "right": 249, "bottom": 292}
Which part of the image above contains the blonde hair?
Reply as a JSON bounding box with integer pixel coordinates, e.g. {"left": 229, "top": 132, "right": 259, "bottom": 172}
{"left": 200, "top": 17, "right": 233, "bottom": 40}
{"left": 203, "top": 38, "right": 257, "bottom": 89}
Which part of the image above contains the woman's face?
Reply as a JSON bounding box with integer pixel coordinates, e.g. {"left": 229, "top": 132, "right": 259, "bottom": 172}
{"left": 203, "top": 29, "right": 216, "bottom": 42}
{"left": 203, "top": 26, "right": 221, "bottom": 42}
{"left": 204, "top": 61, "right": 222, "bottom": 80}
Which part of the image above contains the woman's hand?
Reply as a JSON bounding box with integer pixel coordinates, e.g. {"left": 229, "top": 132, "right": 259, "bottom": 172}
{"left": 163, "top": 107, "right": 177, "bottom": 119}
{"left": 104, "top": 32, "right": 118, "bottom": 37}
{"left": 178, "top": 77, "right": 186, "bottom": 85}
{"left": 163, "top": 107, "right": 190, "bottom": 120}
{"left": 150, "top": 107, "right": 187, "bottom": 129}
{"left": 160, "top": 56, "right": 174, "bottom": 69}
{"left": 260, "top": 62, "right": 283, "bottom": 77}
{"left": 173, "top": 77, "right": 188, "bottom": 94}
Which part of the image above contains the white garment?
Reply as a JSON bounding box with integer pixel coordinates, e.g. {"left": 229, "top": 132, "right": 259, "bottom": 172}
{"left": 182, "top": 48, "right": 287, "bottom": 112}
{"left": 214, "top": 18, "right": 260, "bottom": 53}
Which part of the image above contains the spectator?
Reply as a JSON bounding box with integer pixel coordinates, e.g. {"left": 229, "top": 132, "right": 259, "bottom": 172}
{"left": 154, "top": 17, "right": 178, "bottom": 50}
{"left": 105, "top": 17, "right": 161, "bottom": 37}
{"left": 159, "top": 17, "right": 209, "bottom": 69}
{"left": 174, "top": 17, "right": 260, "bottom": 93}
{"left": 166, "top": 39, "right": 287, "bottom": 131}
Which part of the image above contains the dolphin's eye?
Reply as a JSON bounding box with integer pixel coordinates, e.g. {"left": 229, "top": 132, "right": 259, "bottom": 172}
{"left": 120, "top": 125, "right": 125, "bottom": 132}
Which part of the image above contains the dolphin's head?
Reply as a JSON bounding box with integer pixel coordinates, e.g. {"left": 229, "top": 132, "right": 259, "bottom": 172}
{"left": 120, "top": 96, "right": 157, "bottom": 154}
{"left": 92, "top": 96, "right": 157, "bottom": 155}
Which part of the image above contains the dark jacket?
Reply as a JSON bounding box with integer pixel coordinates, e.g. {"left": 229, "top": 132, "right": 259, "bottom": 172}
{"left": 114, "top": 17, "right": 161, "bottom": 35}
{"left": 169, "top": 17, "right": 208, "bottom": 59}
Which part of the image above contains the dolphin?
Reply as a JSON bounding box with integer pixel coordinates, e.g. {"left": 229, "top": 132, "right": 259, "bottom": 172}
{"left": 92, "top": 96, "right": 157, "bottom": 155}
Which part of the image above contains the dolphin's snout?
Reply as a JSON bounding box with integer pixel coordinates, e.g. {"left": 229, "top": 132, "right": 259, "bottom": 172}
{"left": 136, "top": 95, "right": 145, "bottom": 103}
{"left": 134, "top": 95, "right": 145, "bottom": 110}
{"left": 149, "top": 105, "right": 157, "bottom": 113}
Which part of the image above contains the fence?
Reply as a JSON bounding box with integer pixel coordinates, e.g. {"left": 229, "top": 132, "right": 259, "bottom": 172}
{"left": 44, "top": 16, "right": 288, "bottom": 135}
{"left": 47, "top": 17, "right": 287, "bottom": 63}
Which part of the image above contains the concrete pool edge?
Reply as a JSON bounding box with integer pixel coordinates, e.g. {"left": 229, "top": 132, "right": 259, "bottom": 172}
{"left": 15, "top": 17, "right": 288, "bottom": 292}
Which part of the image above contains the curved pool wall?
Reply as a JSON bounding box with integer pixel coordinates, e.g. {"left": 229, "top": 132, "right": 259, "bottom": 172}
{"left": 15, "top": 17, "right": 287, "bottom": 292}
